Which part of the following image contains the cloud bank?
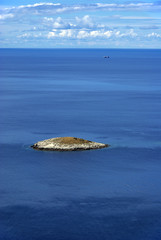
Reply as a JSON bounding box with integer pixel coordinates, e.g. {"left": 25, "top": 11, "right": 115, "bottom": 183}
{"left": 46, "top": 28, "right": 138, "bottom": 39}
{"left": 2, "top": 2, "right": 161, "bottom": 16}
{"left": 1, "top": 1, "right": 161, "bottom": 48}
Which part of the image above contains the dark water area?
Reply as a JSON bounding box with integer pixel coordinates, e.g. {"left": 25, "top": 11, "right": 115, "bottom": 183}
{"left": 0, "top": 48, "right": 161, "bottom": 240}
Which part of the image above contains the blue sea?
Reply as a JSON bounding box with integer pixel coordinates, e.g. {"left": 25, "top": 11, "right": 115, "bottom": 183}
{"left": 0, "top": 48, "right": 161, "bottom": 240}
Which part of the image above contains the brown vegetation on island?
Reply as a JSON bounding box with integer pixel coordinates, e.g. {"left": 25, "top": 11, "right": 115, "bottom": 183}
{"left": 31, "top": 137, "right": 109, "bottom": 151}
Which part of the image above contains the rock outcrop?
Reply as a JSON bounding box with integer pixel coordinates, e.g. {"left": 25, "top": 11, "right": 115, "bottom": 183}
{"left": 31, "top": 137, "right": 109, "bottom": 151}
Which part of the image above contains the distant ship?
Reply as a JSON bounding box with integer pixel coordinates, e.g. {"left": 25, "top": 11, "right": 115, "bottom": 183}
{"left": 104, "top": 56, "right": 110, "bottom": 58}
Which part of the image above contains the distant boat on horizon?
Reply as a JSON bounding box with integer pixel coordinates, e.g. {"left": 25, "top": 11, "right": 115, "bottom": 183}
{"left": 104, "top": 56, "right": 110, "bottom": 58}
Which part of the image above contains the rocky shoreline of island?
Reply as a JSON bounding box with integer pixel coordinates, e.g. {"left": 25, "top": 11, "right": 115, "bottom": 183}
{"left": 31, "top": 137, "right": 109, "bottom": 151}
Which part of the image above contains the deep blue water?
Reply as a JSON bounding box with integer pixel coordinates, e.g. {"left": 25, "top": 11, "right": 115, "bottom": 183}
{"left": 0, "top": 48, "right": 161, "bottom": 240}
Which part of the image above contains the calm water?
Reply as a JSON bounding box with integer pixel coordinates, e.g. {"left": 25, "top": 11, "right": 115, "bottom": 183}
{"left": 0, "top": 49, "right": 161, "bottom": 240}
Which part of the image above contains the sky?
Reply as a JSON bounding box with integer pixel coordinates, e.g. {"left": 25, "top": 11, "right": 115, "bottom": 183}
{"left": 0, "top": 0, "right": 161, "bottom": 48}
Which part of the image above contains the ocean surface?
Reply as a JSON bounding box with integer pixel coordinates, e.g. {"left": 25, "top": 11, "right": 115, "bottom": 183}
{"left": 0, "top": 48, "right": 161, "bottom": 240}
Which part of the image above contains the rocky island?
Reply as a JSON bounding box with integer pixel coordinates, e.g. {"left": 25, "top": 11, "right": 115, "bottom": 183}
{"left": 31, "top": 137, "right": 109, "bottom": 151}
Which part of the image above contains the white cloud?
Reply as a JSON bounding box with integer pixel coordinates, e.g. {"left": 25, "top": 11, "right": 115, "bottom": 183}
{"left": 8, "top": 3, "right": 61, "bottom": 10}
{"left": 47, "top": 29, "right": 75, "bottom": 38}
{"left": 52, "top": 17, "right": 73, "bottom": 29}
{"left": 104, "top": 31, "right": 113, "bottom": 38}
{"left": 3, "top": 2, "right": 160, "bottom": 16}
{"left": 43, "top": 16, "right": 76, "bottom": 29}
{"left": 59, "top": 29, "right": 74, "bottom": 37}
{"left": 77, "top": 30, "right": 89, "bottom": 39}
{"left": 17, "top": 33, "right": 31, "bottom": 38}
{"left": 95, "top": 2, "right": 155, "bottom": 10}
{"left": 147, "top": 32, "right": 161, "bottom": 38}
{"left": 43, "top": 15, "right": 99, "bottom": 31}
{"left": 75, "top": 15, "right": 94, "bottom": 28}
{"left": 47, "top": 31, "right": 56, "bottom": 38}
{"left": 18, "top": 32, "right": 42, "bottom": 39}
{"left": 46, "top": 29, "right": 138, "bottom": 40}
{"left": 0, "top": 13, "right": 14, "bottom": 20}
{"left": 44, "top": 17, "right": 54, "bottom": 22}
{"left": 89, "top": 30, "right": 113, "bottom": 38}
{"left": 90, "top": 30, "right": 102, "bottom": 37}
{"left": 52, "top": 17, "right": 64, "bottom": 28}
{"left": 115, "top": 29, "right": 137, "bottom": 38}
